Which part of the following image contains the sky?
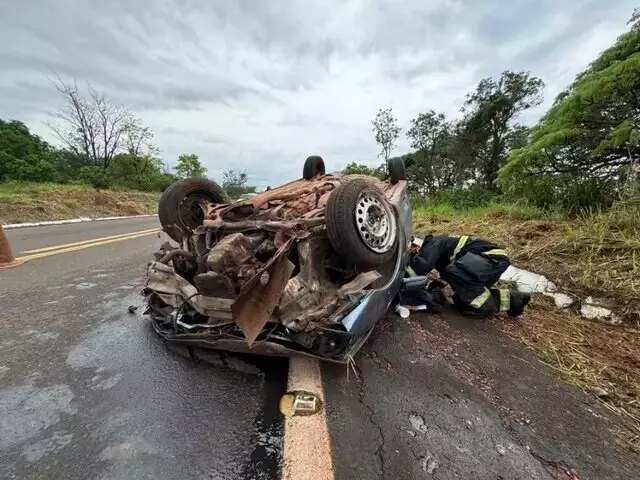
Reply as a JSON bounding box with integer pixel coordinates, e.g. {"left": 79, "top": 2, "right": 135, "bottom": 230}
{"left": 0, "top": 0, "right": 636, "bottom": 188}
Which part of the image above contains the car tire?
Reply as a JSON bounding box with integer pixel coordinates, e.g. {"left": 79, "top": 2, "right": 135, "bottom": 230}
{"left": 326, "top": 178, "right": 398, "bottom": 268}
{"left": 388, "top": 157, "right": 407, "bottom": 184}
{"left": 158, "top": 178, "right": 230, "bottom": 242}
{"left": 303, "top": 155, "right": 326, "bottom": 180}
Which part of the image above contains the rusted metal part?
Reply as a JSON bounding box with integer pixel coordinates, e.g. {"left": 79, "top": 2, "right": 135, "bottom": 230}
{"left": 158, "top": 249, "right": 196, "bottom": 265}
{"left": 293, "top": 298, "right": 341, "bottom": 331}
{"left": 193, "top": 272, "right": 235, "bottom": 298}
{"left": 279, "top": 237, "right": 340, "bottom": 332}
{"left": 337, "top": 271, "right": 382, "bottom": 298}
{"left": 231, "top": 236, "right": 296, "bottom": 345}
{"left": 201, "top": 217, "right": 325, "bottom": 235}
{"left": 206, "top": 233, "right": 250, "bottom": 273}
{"left": 146, "top": 262, "right": 233, "bottom": 319}
{"left": 200, "top": 174, "right": 344, "bottom": 221}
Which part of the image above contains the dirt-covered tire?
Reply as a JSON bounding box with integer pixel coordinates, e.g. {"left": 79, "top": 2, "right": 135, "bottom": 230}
{"left": 158, "top": 178, "right": 230, "bottom": 242}
{"left": 326, "top": 178, "right": 398, "bottom": 268}
{"left": 303, "top": 155, "right": 326, "bottom": 180}
{"left": 388, "top": 157, "right": 406, "bottom": 184}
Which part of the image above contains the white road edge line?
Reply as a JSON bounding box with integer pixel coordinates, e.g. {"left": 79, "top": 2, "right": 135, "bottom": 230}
{"left": 3, "top": 213, "right": 158, "bottom": 230}
{"left": 282, "top": 357, "right": 335, "bottom": 480}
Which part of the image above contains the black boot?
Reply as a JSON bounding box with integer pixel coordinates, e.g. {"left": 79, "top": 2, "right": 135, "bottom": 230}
{"left": 507, "top": 292, "right": 531, "bottom": 317}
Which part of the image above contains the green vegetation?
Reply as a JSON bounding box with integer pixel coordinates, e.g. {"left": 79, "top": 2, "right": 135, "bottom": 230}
{"left": 501, "top": 11, "right": 640, "bottom": 211}
{"left": 0, "top": 117, "right": 174, "bottom": 192}
{"left": 0, "top": 76, "right": 260, "bottom": 215}
{"left": 413, "top": 201, "right": 547, "bottom": 222}
{"left": 174, "top": 153, "right": 206, "bottom": 179}
{"left": 360, "top": 9, "right": 640, "bottom": 217}
{"left": 343, "top": 161, "right": 385, "bottom": 178}
{"left": 364, "top": 70, "right": 544, "bottom": 199}
{"left": 0, "top": 181, "right": 159, "bottom": 224}
{"left": 222, "top": 170, "right": 257, "bottom": 199}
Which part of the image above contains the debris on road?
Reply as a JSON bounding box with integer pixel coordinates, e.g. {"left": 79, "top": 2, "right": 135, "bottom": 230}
{"left": 409, "top": 413, "right": 428, "bottom": 434}
{"left": 279, "top": 390, "right": 323, "bottom": 417}
{"left": 419, "top": 451, "right": 440, "bottom": 475}
{"left": 143, "top": 156, "right": 412, "bottom": 362}
{"left": 127, "top": 305, "right": 138, "bottom": 314}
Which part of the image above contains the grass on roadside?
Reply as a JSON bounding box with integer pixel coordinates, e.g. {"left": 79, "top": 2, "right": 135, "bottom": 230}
{"left": 414, "top": 200, "right": 640, "bottom": 452}
{"left": 413, "top": 201, "right": 549, "bottom": 221}
{"left": 496, "top": 296, "right": 640, "bottom": 452}
{"left": 0, "top": 181, "right": 160, "bottom": 224}
{"left": 413, "top": 201, "right": 640, "bottom": 316}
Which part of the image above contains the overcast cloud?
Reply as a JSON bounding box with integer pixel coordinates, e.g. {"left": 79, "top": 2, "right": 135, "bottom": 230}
{"left": 0, "top": 0, "right": 635, "bottom": 187}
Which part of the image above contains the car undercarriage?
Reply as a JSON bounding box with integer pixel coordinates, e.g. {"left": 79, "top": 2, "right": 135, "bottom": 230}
{"left": 143, "top": 157, "right": 411, "bottom": 361}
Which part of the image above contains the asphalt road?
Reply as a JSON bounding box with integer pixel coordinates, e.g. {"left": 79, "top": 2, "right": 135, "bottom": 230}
{"left": 0, "top": 218, "right": 287, "bottom": 480}
{"left": 2, "top": 217, "right": 638, "bottom": 480}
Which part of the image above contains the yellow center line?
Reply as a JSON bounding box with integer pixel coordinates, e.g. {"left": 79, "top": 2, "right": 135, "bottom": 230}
{"left": 16, "top": 229, "right": 160, "bottom": 262}
{"left": 282, "top": 357, "right": 334, "bottom": 480}
{"left": 21, "top": 228, "right": 160, "bottom": 254}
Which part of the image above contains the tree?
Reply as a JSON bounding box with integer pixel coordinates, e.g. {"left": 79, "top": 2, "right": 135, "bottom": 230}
{"left": 342, "top": 162, "right": 385, "bottom": 178}
{"left": 124, "top": 122, "right": 157, "bottom": 158}
{"left": 108, "top": 154, "right": 174, "bottom": 191}
{"left": 500, "top": 10, "right": 640, "bottom": 209}
{"left": 461, "top": 71, "right": 544, "bottom": 186}
{"left": 372, "top": 108, "right": 401, "bottom": 162}
{"left": 222, "top": 169, "right": 256, "bottom": 198}
{"left": 0, "top": 119, "right": 59, "bottom": 182}
{"left": 174, "top": 154, "right": 206, "bottom": 179}
{"left": 46, "top": 74, "right": 146, "bottom": 169}
{"left": 406, "top": 110, "right": 465, "bottom": 195}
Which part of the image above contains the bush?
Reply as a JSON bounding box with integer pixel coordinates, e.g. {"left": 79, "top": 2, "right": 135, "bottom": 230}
{"left": 80, "top": 166, "right": 112, "bottom": 190}
{"left": 503, "top": 175, "right": 617, "bottom": 215}
{"left": 431, "top": 185, "right": 500, "bottom": 209}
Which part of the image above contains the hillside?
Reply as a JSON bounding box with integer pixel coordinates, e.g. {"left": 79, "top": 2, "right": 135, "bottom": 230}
{"left": 0, "top": 182, "right": 159, "bottom": 225}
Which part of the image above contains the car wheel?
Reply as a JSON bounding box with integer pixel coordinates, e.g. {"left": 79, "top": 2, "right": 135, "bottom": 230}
{"left": 313, "top": 330, "right": 351, "bottom": 358}
{"left": 326, "top": 178, "right": 398, "bottom": 268}
{"left": 388, "top": 157, "right": 406, "bottom": 184}
{"left": 158, "top": 178, "right": 230, "bottom": 242}
{"left": 303, "top": 155, "right": 326, "bottom": 180}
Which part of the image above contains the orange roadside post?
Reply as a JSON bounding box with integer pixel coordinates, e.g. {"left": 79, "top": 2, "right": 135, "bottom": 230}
{"left": 0, "top": 225, "right": 24, "bottom": 269}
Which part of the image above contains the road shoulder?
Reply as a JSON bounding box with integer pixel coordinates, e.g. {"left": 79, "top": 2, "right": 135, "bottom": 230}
{"left": 322, "top": 309, "right": 639, "bottom": 479}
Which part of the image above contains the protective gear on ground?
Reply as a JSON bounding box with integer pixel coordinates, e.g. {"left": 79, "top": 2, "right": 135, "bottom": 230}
{"left": 399, "top": 276, "right": 443, "bottom": 313}
{"left": 409, "top": 235, "right": 529, "bottom": 318}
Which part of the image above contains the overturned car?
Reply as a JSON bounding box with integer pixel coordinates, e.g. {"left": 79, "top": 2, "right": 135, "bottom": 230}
{"left": 144, "top": 156, "right": 411, "bottom": 362}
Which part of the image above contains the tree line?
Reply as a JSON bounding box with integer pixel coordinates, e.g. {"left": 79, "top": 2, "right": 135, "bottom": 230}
{"left": 348, "top": 8, "right": 640, "bottom": 213}
{"left": 347, "top": 69, "right": 543, "bottom": 202}
{"left": 0, "top": 75, "right": 257, "bottom": 197}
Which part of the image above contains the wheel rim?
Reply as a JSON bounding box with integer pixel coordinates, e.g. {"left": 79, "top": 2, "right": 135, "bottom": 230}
{"left": 354, "top": 190, "right": 396, "bottom": 253}
{"left": 177, "top": 192, "right": 212, "bottom": 230}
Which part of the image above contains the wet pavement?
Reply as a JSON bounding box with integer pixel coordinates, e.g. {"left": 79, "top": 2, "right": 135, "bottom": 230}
{"left": 4, "top": 219, "right": 640, "bottom": 479}
{"left": 322, "top": 310, "right": 640, "bottom": 480}
{"left": 0, "top": 229, "right": 287, "bottom": 480}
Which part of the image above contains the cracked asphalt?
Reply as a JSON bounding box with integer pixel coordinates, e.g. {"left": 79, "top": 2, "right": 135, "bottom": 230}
{"left": 321, "top": 310, "right": 640, "bottom": 480}
{"left": 0, "top": 219, "right": 287, "bottom": 480}
{"left": 3, "top": 218, "right": 640, "bottom": 479}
